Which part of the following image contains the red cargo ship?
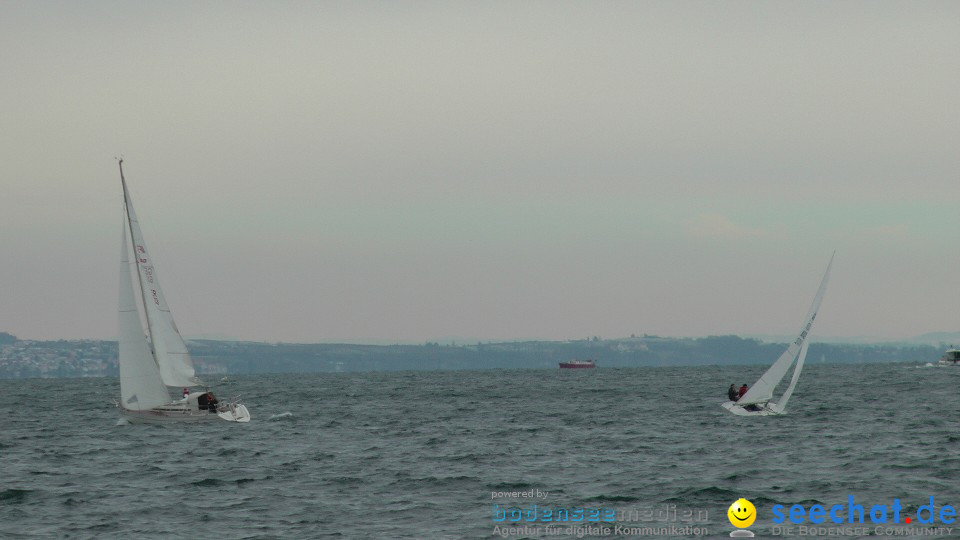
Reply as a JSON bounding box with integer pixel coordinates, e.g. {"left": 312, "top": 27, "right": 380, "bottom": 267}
{"left": 558, "top": 360, "right": 596, "bottom": 369}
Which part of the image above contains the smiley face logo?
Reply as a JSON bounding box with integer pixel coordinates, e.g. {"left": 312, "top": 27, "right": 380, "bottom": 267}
{"left": 727, "top": 498, "right": 756, "bottom": 528}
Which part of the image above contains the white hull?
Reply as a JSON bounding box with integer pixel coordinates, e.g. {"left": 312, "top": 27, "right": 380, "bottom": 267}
{"left": 721, "top": 401, "right": 784, "bottom": 416}
{"left": 119, "top": 403, "right": 251, "bottom": 424}
{"left": 938, "top": 350, "right": 960, "bottom": 366}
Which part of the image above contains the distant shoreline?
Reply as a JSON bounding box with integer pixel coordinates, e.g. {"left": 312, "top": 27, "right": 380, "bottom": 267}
{"left": 0, "top": 333, "right": 947, "bottom": 379}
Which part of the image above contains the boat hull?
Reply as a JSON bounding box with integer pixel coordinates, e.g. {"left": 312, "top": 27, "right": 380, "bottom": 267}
{"left": 119, "top": 403, "right": 251, "bottom": 424}
{"left": 938, "top": 350, "right": 960, "bottom": 366}
{"left": 720, "top": 401, "right": 783, "bottom": 416}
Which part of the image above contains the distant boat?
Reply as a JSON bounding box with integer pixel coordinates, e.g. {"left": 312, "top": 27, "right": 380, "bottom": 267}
{"left": 721, "top": 253, "right": 834, "bottom": 416}
{"left": 559, "top": 359, "right": 596, "bottom": 369}
{"left": 938, "top": 349, "right": 960, "bottom": 366}
{"left": 115, "top": 159, "right": 250, "bottom": 423}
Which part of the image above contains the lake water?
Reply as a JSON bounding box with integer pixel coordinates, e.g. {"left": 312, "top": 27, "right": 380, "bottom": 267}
{"left": 2, "top": 363, "right": 958, "bottom": 539}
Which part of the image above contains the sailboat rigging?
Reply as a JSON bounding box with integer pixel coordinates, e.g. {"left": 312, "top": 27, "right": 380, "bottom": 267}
{"left": 721, "top": 253, "right": 834, "bottom": 417}
{"left": 115, "top": 159, "right": 250, "bottom": 423}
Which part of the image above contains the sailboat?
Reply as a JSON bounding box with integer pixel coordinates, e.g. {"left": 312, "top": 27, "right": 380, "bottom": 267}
{"left": 721, "top": 253, "right": 834, "bottom": 416}
{"left": 115, "top": 159, "right": 250, "bottom": 423}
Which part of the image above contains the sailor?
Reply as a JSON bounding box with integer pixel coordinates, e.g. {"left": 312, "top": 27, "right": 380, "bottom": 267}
{"left": 207, "top": 392, "right": 219, "bottom": 413}
{"left": 728, "top": 384, "right": 738, "bottom": 401}
{"left": 182, "top": 387, "right": 189, "bottom": 399}
{"left": 738, "top": 384, "right": 748, "bottom": 400}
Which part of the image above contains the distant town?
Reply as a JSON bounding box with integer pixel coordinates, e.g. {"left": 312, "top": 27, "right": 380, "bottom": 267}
{"left": 0, "top": 331, "right": 950, "bottom": 380}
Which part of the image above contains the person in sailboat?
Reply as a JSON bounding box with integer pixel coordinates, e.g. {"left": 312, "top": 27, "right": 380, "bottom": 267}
{"left": 728, "top": 384, "right": 738, "bottom": 401}
{"left": 206, "top": 392, "right": 219, "bottom": 413}
{"left": 738, "top": 384, "right": 748, "bottom": 400}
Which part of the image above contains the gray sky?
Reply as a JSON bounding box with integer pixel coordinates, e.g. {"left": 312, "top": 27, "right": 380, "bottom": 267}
{"left": 1, "top": 1, "right": 958, "bottom": 343}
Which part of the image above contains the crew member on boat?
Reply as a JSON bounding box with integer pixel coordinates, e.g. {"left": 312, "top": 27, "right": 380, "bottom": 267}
{"left": 738, "top": 384, "right": 748, "bottom": 400}
{"left": 206, "top": 392, "right": 219, "bottom": 413}
{"left": 197, "top": 391, "right": 219, "bottom": 412}
{"left": 728, "top": 384, "right": 738, "bottom": 401}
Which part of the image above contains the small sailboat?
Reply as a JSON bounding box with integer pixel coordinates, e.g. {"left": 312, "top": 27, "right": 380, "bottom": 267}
{"left": 115, "top": 159, "right": 250, "bottom": 423}
{"left": 721, "top": 253, "right": 834, "bottom": 416}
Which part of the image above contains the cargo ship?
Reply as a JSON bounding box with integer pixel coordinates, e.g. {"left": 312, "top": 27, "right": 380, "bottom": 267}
{"left": 558, "top": 359, "right": 596, "bottom": 369}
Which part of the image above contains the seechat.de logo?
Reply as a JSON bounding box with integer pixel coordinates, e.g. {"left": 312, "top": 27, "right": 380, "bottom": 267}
{"left": 772, "top": 496, "right": 956, "bottom": 525}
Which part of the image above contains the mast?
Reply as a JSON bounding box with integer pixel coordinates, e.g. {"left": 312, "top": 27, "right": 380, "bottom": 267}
{"left": 119, "top": 159, "right": 159, "bottom": 363}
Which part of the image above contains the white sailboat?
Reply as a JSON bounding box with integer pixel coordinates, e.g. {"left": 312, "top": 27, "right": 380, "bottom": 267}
{"left": 115, "top": 159, "right": 250, "bottom": 423}
{"left": 721, "top": 253, "right": 834, "bottom": 416}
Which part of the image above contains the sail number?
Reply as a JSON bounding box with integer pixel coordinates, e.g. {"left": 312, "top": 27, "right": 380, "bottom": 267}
{"left": 794, "top": 315, "right": 817, "bottom": 345}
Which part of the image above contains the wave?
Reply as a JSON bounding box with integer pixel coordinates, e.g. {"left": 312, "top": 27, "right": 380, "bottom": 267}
{"left": 583, "top": 494, "right": 642, "bottom": 503}
{"left": 328, "top": 476, "right": 364, "bottom": 486}
{"left": 0, "top": 488, "right": 32, "bottom": 504}
{"left": 489, "top": 481, "right": 536, "bottom": 490}
{"left": 440, "top": 453, "right": 484, "bottom": 463}
{"left": 662, "top": 486, "right": 738, "bottom": 504}
{"left": 268, "top": 412, "right": 294, "bottom": 421}
{"left": 191, "top": 478, "right": 225, "bottom": 487}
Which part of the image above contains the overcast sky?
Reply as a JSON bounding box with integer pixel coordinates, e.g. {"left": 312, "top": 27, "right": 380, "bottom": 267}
{"left": 1, "top": 1, "right": 958, "bottom": 343}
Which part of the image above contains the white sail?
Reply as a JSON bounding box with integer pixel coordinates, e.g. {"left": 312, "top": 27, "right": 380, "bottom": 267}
{"left": 115, "top": 160, "right": 250, "bottom": 423}
{"left": 121, "top": 172, "right": 199, "bottom": 388}
{"left": 737, "top": 253, "right": 833, "bottom": 406}
{"left": 118, "top": 223, "right": 171, "bottom": 410}
{"left": 771, "top": 339, "right": 808, "bottom": 412}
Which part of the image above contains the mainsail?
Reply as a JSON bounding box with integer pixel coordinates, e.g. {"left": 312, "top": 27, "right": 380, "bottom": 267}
{"left": 737, "top": 253, "right": 833, "bottom": 406}
{"left": 118, "top": 223, "right": 172, "bottom": 409}
{"left": 120, "top": 163, "right": 199, "bottom": 388}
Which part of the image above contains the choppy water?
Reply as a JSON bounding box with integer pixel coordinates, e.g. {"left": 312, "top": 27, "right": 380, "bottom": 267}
{"left": 2, "top": 363, "right": 959, "bottom": 539}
